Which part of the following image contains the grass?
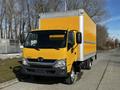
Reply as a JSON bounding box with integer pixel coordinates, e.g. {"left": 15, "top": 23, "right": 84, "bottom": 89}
{"left": 0, "top": 58, "right": 21, "bottom": 83}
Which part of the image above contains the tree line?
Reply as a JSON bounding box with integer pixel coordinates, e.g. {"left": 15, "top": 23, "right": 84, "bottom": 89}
{"left": 0, "top": 0, "right": 112, "bottom": 49}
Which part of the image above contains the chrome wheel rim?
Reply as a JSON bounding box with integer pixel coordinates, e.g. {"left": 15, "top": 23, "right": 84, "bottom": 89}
{"left": 71, "top": 69, "right": 75, "bottom": 82}
{"left": 89, "top": 61, "right": 92, "bottom": 67}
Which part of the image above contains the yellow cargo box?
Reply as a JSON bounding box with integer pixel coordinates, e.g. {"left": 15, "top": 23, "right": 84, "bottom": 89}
{"left": 39, "top": 9, "right": 96, "bottom": 61}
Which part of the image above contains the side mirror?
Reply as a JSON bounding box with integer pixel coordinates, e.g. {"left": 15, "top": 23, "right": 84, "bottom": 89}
{"left": 76, "top": 32, "right": 82, "bottom": 44}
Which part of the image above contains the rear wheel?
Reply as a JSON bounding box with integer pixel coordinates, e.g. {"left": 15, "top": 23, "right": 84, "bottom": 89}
{"left": 84, "top": 59, "right": 92, "bottom": 70}
{"left": 95, "top": 54, "right": 97, "bottom": 60}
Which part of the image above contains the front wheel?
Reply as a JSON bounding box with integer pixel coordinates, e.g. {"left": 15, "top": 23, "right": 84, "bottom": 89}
{"left": 65, "top": 67, "right": 76, "bottom": 84}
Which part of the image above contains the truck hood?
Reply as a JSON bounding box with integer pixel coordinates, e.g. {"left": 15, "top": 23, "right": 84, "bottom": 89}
{"left": 23, "top": 48, "right": 67, "bottom": 59}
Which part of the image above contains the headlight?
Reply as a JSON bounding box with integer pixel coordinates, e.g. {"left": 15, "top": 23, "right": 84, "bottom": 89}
{"left": 54, "top": 59, "right": 66, "bottom": 69}
{"left": 22, "top": 59, "right": 28, "bottom": 65}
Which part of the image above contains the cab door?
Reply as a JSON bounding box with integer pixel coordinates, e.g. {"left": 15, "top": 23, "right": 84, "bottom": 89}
{"left": 67, "top": 31, "right": 77, "bottom": 73}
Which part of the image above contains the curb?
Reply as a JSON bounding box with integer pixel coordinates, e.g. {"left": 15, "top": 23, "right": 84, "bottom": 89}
{"left": 0, "top": 79, "right": 19, "bottom": 89}
{"left": 0, "top": 53, "right": 21, "bottom": 60}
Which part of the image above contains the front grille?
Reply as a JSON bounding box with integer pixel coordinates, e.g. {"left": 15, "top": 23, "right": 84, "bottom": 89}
{"left": 27, "top": 58, "right": 56, "bottom": 68}
{"left": 30, "top": 64, "right": 53, "bottom": 68}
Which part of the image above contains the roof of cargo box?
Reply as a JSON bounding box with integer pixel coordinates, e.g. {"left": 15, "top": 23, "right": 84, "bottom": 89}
{"left": 39, "top": 9, "right": 84, "bottom": 18}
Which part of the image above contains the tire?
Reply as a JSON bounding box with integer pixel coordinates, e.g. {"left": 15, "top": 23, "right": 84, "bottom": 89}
{"left": 16, "top": 72, "right": 28, "bottom": 81}
{"left": 95, "top": 54, "right": 97, "bottom": 60}
{"left": 15, "top": 68, "right": 29, "bottom": 81}
{"left": 84, "top": 59, "right": 92, "bottom": 70}
{"left": 65, "top": 67, "right": 76, "bottom": 84}
{"left": 76, "top": 64, "right": 82, "bottom": 81}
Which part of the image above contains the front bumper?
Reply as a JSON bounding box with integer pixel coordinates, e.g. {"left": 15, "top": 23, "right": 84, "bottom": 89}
{"left": 21, "top": 65, "right": 67, "bottom": 77}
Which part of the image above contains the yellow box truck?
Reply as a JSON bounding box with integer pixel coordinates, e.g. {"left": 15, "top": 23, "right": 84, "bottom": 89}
{"left": 21, "top": 9, "right": 96, "bottom": 84}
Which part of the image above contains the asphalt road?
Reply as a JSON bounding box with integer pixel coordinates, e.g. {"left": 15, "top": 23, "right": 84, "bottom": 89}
{"left": 1, "top": 48, "right": 120, "bottom": 90}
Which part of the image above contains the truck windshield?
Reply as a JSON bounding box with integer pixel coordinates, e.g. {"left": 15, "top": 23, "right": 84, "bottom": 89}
{"left": 24, "top": 30, "right": 67, "bottom": 48}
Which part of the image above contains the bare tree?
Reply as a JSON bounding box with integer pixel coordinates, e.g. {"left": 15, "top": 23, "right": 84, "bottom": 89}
{"left": 14, "top": 0, "right": 27, "bottom": 40}
{"left": 0, "top": 0, "right": 108, "bottom": 43}
{"left": 0, "top": 0, "right": 5, "bottom": 38}
{"left": 5, "top": 0, "right": 16, "bottom": 39}
{"left": 46, "top": 0, "right": 62, "bottom": 12}
{"left": 115, "top": 39, "right": 119, "bottom": 47}
{"left": 66, "top": 0, "right": 108, "bottom": 22}
{"left": 97, "top": 24, "right": 108, "bottom": 50}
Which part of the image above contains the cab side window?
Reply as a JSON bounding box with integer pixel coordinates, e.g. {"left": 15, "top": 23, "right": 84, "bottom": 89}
{"left": 68, "top": 31, "right": 75, "bottom": 50}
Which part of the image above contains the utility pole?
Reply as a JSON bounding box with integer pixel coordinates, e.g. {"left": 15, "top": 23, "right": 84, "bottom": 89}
{"left": 64, "top": 0, "right": 67, "bottom": 11}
